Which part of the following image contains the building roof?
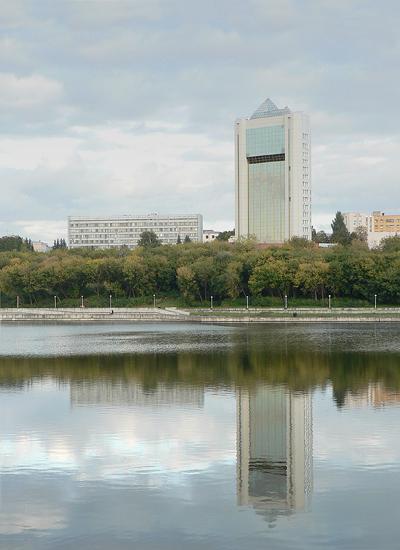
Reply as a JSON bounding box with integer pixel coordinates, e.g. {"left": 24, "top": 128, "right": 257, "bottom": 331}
{"left": 250, "top": 98, "right": 291, "bottom": 119}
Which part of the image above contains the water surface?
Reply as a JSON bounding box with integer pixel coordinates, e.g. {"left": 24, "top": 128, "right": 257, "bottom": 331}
{"left": 0, "top": 322, "right": 399, "bottom": 549}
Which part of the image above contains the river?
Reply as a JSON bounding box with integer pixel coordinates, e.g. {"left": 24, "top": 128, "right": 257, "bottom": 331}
{"left": 0, "top": 322, "right": 399, "bottom": 549}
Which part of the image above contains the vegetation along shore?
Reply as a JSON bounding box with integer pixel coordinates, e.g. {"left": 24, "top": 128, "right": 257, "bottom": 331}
{"left": 2, "top": 232, "right": 400, "bottom": 310}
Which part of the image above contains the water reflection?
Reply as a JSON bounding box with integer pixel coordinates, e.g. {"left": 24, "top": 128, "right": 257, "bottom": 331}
{"left": 237, "top": 385, "right": 312, "bottom": 518}
{"left": 1, "top": 323, "right": 400, "bottom": 549}
{"left": 71, "top": 380, "right": 204, "bottom": 408}
{"left": 343, "top": 382, "right": 400, "bottom": 409}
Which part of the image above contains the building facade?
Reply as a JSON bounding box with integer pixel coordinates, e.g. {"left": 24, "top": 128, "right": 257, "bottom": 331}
{"left": 343, "top": 212, "right": 368, "bottom": 233}
{"left": 203, "top": 229, "right": 220, "bottom": 243}
{"left": 32, "top": 240, "right": 51, "bottom": 253}
{"left": 68, "top": 214, "right": 203, "bottom": 249}
{"left": 235, "top": 98, "right": 311, "bottom": 244}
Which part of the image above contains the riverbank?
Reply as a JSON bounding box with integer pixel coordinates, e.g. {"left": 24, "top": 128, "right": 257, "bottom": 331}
{"left": 2, "top": 306, "right": 400, "bottom": 322}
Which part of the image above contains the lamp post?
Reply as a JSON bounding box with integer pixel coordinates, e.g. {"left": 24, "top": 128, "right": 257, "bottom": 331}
{"left": 284, "top": 295, "right": 287, "bottom": 309}
{"left": 374, "top": 294, "right": 377, "bottom": 309}
{"left": 329, "top": 295, "right": 331, "bottom": 309}
{"left": 17, "top": 295, "right": 19, "bottom": 309}
{"left": 54, "top": 295, "right": 57, "bottom": 308}
{"left": 110, "top": 294, "right": 112, "bottom": 309}
{"left": 211, "top": 296, "right": 213, "bottom": 310}
{"left": 81, "top": 295, "right": 83, "bottom": 308}
{"left": 153, "top": 294, "right": 156, "bottom": 308}
{"left": 246, "top": 295, "right": 249, "bottom": 310}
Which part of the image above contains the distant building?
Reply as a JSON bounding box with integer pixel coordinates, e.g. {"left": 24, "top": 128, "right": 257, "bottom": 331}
{"left": 367, "top": 211, "right": 400, "bottom": 233}
{"left": 203, "top": 229, "right": 220, "bottom": 243}
{"left": 343, "top": 211, "right": 400, "bottom": 248}
{"left": 68, "top": 214, "right": 203, "bottom": 249}
{"left": 342, "top": 212, "right": 367, "bottom": 233}
{"left": 235, "top": 98, "right": 311, "bottom": 244}
{"left": 32, "top": 240, "right": 50, "bottom": 253}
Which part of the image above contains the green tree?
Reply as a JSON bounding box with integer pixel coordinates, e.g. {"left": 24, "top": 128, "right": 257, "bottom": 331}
{"left": 216, "top": 230, "right": 235, "bottom": 242}
{"left": 313, "top": 230, "right": 330, "bottom": 243}
{"left": 0, "top": 235, "right": 33, "bottom": 252}
{"left": 53, "top": 238, "right": 67, "bottom": 249}
{"left": 294, "top": 261, "right": 329, "bottom": 300}
{"left": 331, "top": 212, "right": 353, "bottom": 245}
{"left": 176, "top": 266, "right": 198, "bottom": 304}
{"left": 380, "top": 235, "right": 400, "bottom": 253}
{"left": 137, "top": 231, "right": 162, "bottom": 248}
{"left": 184, "top": 235, "right": 191, "bottom": 243}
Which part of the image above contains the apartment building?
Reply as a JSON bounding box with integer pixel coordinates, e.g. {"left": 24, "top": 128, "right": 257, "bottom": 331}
{"left": 68, "top": 214, "right": 203, "bottom": 249}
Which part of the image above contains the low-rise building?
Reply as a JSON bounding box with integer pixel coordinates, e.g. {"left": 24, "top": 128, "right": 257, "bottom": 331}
{"left": 68, "top": 214, "right": 203, "bottom": 249}
{"left": 203, "top": 230, "right": 220, "bottom": 243}
{"left": 32, "top": 241, "right": 51, "bottom": 253}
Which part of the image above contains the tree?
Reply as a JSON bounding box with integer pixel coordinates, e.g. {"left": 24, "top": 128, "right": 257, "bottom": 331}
{"left": 216, "top": 230, "right": 235, "bottom": 242}
{"left": 176, "top": 266, "right": 198, "bottom": 304}
{"left": 53, "top": 238, "right": 67, "bottom": 249}
{"left": 176, "top": 234, "right": 182, "bottom": 244}
{"left": 331, "top": 212, "right": 353, "bottom": 245}
{"left": 184, "top": 235, "right": 191, "bottom": 243}
{"left": 380, "top": 235, "right": 400, "bottom": 253}
{"left": 286, "top": 236, "right": 314, "bottom": 249}
{"left": 137, "top": 231, "right": 162, "bottom": 248}
{"left": 313, "top": 230, "right": 330, "bottom": 243}
{"left": 0, "top": 235, "right": 33, "bottom": 252}
{"left": 354, "top": 226, "right": 367, "bottom": 242}
{"left": 331, "top": 211, "right": 346, "bottom": 235}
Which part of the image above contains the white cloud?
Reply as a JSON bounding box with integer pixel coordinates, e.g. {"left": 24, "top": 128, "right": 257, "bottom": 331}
{"left": 0, "top": 73, "right": 62, "bottom": 110}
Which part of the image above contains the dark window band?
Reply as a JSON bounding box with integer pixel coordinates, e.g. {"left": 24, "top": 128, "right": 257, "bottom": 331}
{"left": 247, "top": 153, "right": 285, "bottom": 164}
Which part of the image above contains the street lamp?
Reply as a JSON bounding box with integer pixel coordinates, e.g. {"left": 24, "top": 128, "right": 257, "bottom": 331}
{"left": 17, "top": 295, "right": 19, "bottom": 308}
{"left": 153, "top": 294, "right": 156, "bottom": 308}
{"left": 81, "top": 295, "right": 83, "bottom": 308}
{"left": 374, "top": 294, "right": 377, "bottom": 309}
{"left": 284, "top": 295, "right": 287, "bottom": 309}
{"left": 211, "top": 295, "right": 213, "bottom": 309}
{"left": 54, "top": 295, "right": 57, "bottom": 308}
{"left": 110, "top": 294, "right": 112, "bottom": 309}
{"left": 329, "top": 295, "right": 331, "bottom": 309}
{"left": 246, "top": 295, "right": 249, "bottom": 310}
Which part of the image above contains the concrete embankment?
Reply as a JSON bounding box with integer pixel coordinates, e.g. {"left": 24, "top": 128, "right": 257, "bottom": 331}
{"left": 0, "top": 307, "right": 191, "bottom": 322}
{"left": 1, "top": 307, "right": 400, "bottom": 323}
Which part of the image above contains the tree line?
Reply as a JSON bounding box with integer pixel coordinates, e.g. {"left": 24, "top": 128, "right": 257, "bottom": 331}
{"left": 1, "top": 228, "right": 400, "bottom": 306}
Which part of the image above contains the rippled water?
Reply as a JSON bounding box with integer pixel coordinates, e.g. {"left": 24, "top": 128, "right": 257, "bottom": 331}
{"left": 0, "top": 322, "right": 400, "bottom": 549}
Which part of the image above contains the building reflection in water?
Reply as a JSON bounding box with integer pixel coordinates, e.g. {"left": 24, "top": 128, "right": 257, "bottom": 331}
{"left": 237, "top": 385, "right": 313, "bottom": 516}
{"left": 70, "top": 380, "right": 204, "bottom": 408}
{"left": 343, "top": 382, "right": 400, "bottom": 409}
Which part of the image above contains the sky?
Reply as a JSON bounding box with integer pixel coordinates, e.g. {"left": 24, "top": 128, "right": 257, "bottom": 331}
{"left": 1, "top": 0, "right": 400, "bottom": 244}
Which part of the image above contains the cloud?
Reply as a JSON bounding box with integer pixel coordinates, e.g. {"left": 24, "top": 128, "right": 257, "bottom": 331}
{"left": 0, "top": 0, "right": 398, "bottom": 240}
{"left": 0, "top": 73, "right": 62, "bottom": 109}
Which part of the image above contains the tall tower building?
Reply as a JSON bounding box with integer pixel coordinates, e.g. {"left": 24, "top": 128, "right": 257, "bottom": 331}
{"left": 235, "top": 99, "right": 311, "bottom": 243}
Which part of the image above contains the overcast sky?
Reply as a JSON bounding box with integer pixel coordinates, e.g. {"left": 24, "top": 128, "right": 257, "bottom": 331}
{"left": 1, "top": 0, "right": 399, "bottom": 243}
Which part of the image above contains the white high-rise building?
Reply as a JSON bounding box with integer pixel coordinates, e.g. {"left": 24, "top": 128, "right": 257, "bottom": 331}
{"left": 235, "top": 99, "right": 311, "bottom": 243}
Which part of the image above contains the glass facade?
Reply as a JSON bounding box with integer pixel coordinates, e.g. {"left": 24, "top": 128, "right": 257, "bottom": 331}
{"left": 247, "top": 126, "right": 286, "bottom": 243}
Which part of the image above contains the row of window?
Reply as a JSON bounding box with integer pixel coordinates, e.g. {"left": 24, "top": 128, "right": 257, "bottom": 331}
{"left": 70, "top": 222, "right": 198, "bottom": 228}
